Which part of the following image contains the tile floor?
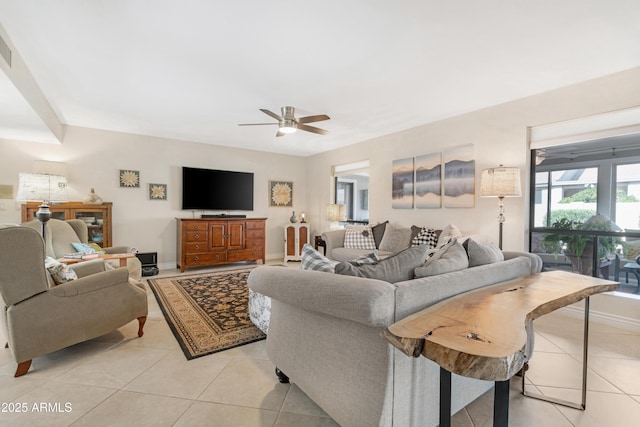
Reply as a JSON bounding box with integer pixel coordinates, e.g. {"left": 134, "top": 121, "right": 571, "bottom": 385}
{"left": 1, "top": 263, "right": 639, "bottom": 426}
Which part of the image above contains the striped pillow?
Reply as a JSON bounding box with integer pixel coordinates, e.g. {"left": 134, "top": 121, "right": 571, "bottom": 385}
{"left": 301, "top": 244, "right": 336, "bottom": 272}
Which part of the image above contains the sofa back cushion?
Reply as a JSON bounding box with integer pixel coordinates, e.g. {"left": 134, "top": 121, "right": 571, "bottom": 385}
{"left": 414, "top": 240, "right": 469, "bottom": 277}
{"left": 464, "top": 238, "right": 504, "bottom": 266}
{"left": 379, "top": 226, "right": 412, "bottom": 253}
{"left": 335, "top": 245, "right": 430, "bottom": 283}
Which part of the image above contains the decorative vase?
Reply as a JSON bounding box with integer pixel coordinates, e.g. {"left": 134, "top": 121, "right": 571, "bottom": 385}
{"left": 84, "top": 188, "right": 103, "bottom": 205}
{"left": 290, "top": 211, "right": 298, "bottom": 223}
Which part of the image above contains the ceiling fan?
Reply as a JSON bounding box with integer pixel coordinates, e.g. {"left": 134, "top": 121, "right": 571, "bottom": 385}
{"left": 239, "top": 106, "right": 330, "bottom": 137}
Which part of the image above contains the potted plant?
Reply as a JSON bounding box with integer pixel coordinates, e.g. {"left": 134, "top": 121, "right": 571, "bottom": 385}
{"left": 543, "top": 216, "right": 620, "bottom": 276}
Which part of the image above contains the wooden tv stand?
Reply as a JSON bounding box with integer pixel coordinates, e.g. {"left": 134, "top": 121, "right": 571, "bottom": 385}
{"left": 177, "top": 218, "right": 266, "bottom": 272}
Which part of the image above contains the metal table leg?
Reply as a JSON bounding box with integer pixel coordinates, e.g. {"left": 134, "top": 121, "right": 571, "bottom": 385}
{"left": 522, "top": 296, "right": 590, "bottom": 410}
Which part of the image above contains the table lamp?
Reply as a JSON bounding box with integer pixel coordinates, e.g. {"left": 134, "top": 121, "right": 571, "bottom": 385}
{"left": 479, "top": 166, "right": 522, "bottom": 249}
{"left": 326, "top": 204, "right": 346, "bottom": 229}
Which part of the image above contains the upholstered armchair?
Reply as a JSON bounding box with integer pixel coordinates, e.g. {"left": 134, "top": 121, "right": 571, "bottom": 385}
{"left": 0, "top": 226, "right": 148, "bottom": 377}
{"left": 23, "top": 218, "right": 142, "bottom": 280}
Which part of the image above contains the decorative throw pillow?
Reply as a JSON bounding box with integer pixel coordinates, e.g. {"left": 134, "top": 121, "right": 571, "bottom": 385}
{"left": 301, "top": 244, "right": 336, "bottom": 272}
{"left": 87, "top": 242, "right": 107, "bottom": 254}
{"left": 411, "top": 227, "right": 439, "bottom": 248}
{"left": 349, "top": 251, "right": 380, "bottom": 266}
{"left": 334, "top": 244, "right": 430, "bottom": 283}
{"left": 371, "top": 221, "right": 389, "bottom": 249}
{"left": 71, "top": 242, "right": 96, "bottom": 254}
{"left": 414, "top": 240, "right": 469, "bottom": 277}
{"left": 344, "top": 226, "right": 376, "bottom": 250}
{"left": 464, "top": 238, "right": 504, "bottom": 267}
{"left": 379, "top": 226, "right": 413, "bottom": 253}
{"left": 436, "top": 224, "right": 462, "bottom": 247}
{"left": 45, "top": 256, "right": 78, "bottom": 286}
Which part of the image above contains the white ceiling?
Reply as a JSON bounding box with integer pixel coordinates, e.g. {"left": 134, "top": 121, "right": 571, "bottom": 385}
{"left": 1, "top": 0, "right": 639, "bottom": 157}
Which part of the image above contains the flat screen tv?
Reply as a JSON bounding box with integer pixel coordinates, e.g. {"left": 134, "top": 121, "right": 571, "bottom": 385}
{"left": 182, "top": 167, "right": 254, "bottom": 211}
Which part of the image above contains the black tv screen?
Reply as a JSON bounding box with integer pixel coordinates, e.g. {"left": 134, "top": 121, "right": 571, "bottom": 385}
{"left": 182, "top": 167, "right": 254, "bottom": 211}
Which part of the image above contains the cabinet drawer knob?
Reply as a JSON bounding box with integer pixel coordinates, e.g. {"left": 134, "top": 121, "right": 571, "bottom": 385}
{"left": 194, "top": 245, "right": 200, "bottom": 250}
{"left": 194, "top": 225, "right": 200, "bottom": 230}
{"left": 194, "top": 256, "right": 199, "bottom": 261}
{"left": 194, "top": 234, "right": 199, "bottom": 239}
{"left": 214, "top": 255, "right": 220, "bottom": 260}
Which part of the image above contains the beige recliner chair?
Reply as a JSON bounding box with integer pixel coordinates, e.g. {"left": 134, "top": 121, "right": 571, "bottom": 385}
{"left": 23, "top": 218, "right": 142, "bottom": 280}
{"left": 0, "top": 226, "right": 148, "bottom": 377}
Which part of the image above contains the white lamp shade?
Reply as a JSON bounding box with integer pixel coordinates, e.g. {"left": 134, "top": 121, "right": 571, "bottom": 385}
{"left": 326, "top": 204, "right": 346, "bottom": 221}
{"left": 479, "top": 167, "right": 522, "bottom": 198}
{"left": 16, "top": 172, "right": 69, "bottom": 202}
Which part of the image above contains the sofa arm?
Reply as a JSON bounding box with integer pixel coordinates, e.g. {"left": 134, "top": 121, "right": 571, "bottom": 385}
{"left": 503, "top": 251, "right": 543, "bottom": 275}
{"left": 50, "top": 267, "right": 130, "bottom": 297}
{"left": 321, "top": 229, "right": 346, "bottom": 259}
{"left": 71, "top": 259, "right": 107, "bottom": 278}
{"left": 248, "top": 266, "right": 396, "bottom": 327}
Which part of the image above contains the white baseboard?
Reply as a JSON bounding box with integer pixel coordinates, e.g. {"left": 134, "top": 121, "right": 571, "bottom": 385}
{"left": 559, "top": 305, "right": 640, "bottom": 333}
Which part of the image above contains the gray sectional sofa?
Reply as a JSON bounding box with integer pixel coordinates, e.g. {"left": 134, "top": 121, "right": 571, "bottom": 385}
{"left": 248, "top": 249, "right": 542, "bottom": 427}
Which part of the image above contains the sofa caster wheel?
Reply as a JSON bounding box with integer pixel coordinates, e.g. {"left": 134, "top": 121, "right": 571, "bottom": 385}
{"left": 275, "top": 367, "right": 290, "bottom": 384}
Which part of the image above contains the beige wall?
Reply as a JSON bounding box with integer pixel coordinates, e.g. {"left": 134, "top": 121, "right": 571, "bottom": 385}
{"left": 0, "top": 126, "right": 307, "bottom": 265}
{"left": 305, "top": 67, "right": 640, "bottom": 253}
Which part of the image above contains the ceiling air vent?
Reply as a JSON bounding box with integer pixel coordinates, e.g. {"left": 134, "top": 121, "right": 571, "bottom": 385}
{"left": 0, "top": 34, "right": 12, "bottom": 67}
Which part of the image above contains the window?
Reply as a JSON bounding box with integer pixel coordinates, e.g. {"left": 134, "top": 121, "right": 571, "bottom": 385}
{"left": 614, "top": 163, "right": 640, "bottom": 230}
{"left": 533, "top": 168, "right": 598, "bottom": 227}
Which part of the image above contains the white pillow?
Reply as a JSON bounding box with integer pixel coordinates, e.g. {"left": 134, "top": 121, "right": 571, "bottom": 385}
{"left": 436, "top": 224, "right": 462, "bottom": 247}
{"left": 301, "top": 244, "right": 336, "bottom": 272}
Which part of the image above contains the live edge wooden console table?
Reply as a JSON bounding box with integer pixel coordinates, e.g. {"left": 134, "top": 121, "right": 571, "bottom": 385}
{"left": 383, "top": 270, "right": 618, "bottom": 427}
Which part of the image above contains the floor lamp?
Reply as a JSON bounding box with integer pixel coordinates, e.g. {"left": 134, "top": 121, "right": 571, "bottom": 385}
{"left": 16, "top": 172, "right": 69, "bottom": 242}
{"left": 479, "top": 166, "right": 522, "bottom": 249}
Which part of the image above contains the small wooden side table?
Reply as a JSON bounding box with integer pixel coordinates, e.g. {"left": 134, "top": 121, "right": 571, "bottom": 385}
{"left": 383, "top": 270, "right": 618, "bottom": 427}
{"left": 62, "top": 253, "right": 135, "bottom": 268}
{"left": 314, "top": 235, "right": 326, "bottom": 255}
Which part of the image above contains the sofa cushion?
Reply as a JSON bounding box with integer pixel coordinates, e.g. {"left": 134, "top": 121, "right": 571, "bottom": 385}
{"left": 414, "top": 239, "right": 469, "bottom": 277}
{"left": 379, "top": 226, "right": 412, "bottom": 253}
{"left": 464, "top": 238, "right": 504, "bottom": 267}
{"left": 335, "top": 244, "right": 430, "bottom": 283}
{"left": 436, "top": 223, "right": 462, "bottom": 247}
{"left": 301, "top": 244, "right": 336, "bottom": 272}
{"left": 45, "top": 256, "right": 78, "bottom": 286}
{"left": 71, "top": 242, "right": 97, "bottom": 254}
{"left": 344, "top": 225, "right": 376, "bottom": 250}
{"left": 411, "top": 228, "right": 439, "bottom": 248}
{"left": 371, "top": 221, "right": 388, "bottom": 249}
{"left": 350, "top": 251, "right": 380, "bottom": 265}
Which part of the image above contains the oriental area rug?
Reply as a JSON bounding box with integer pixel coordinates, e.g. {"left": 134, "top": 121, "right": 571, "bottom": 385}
{"left": 147, "top": 267, "right": 265, "bottom": 360}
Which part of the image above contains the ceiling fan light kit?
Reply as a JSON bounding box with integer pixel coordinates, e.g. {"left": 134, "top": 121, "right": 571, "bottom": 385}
{"left": 239, "top": 106, "right": 330, "bottom": 137}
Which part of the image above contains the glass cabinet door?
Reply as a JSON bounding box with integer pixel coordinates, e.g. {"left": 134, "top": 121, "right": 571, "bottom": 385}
{"left": 74, "top": 210, "right": 105, "bottom": 246}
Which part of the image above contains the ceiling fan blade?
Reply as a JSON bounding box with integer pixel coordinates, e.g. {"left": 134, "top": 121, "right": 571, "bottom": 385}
{"left": 238, "top": 123, "right": 278, "bottom": 126}
{"left": 298, "top": 124, "right": 328, "bottom": 135}
{"left": 298, "top": 114, "right": 330, "bottom": 124}
{"left": 260, "top": 109, "right": 282, "bottom": 121}
{"left": 276, "top": 130, "right": 286, "bottom": 137}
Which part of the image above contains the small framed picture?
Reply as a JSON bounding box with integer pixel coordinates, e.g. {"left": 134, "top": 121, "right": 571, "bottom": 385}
{"left": 269, "top": 180, "right": 293, "bottom": 207}
{"left": 149, "top": 183, "right": 167, "bottom": 200}
{"left": 119, "top": 170, "right": 140, "bottom": 188}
